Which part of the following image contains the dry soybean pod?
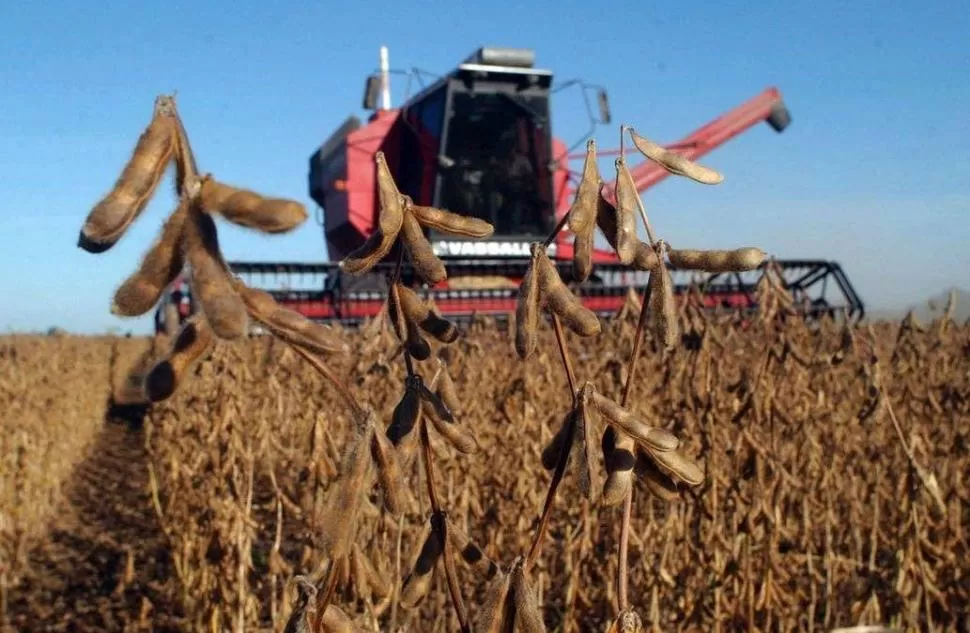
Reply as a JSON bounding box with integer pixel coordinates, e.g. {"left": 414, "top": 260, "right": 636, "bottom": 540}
{"left": 573, "top": 227, "right": 595, "bottom": 284}
{"left": 568, "top": 139, "right": 601, "bottom": 282}
{"left": 400, "top": 204, "right": 447, "bottom": 284}
{"left": 410, "top": 204, "right": 494, "bottom": 238}
{"left": 144, "top": 312, "right": 214, "bottom": 402}
{"left": 646, "top": 445, "right": 705, "bottom": 487}
{"left": 111, "top": 197, "right": 189, "bottom": 317}
{"left": 403, "top": 315, "right": 431, "bottom": 360}
{"left": 350, "top": 543, "right": 374, "bottom": 603}
{"left": 567, "top": 139, "right": 601, "bottom": 235}
{"left": 611, "top": 157, "right": 640, "bottom": 265}
{"left": 628, "top": 127, "right": 724, "bottom": 185}
{"left": 590, "top": 391, "right": 679, "bottom": 453}
{"left": 234, "top": 280, "right": 349, "bottom": 354}
{"left": 320, "top": 424, "right": 374, "bottom": 563}
{"left": 472, "top": 570, "right": 512, "bottom": 633}
{"left": 198, "top": 175, "right": 307, "bottom": 234}
{"left": 535, "top": 246, "right": 601, "bottom": 337}
{"left": 634, "top": 450, "right": 682, "bottom": 502}
{"left": 79, "top": 97, "right": 177, "bottom": 253}
{"left": 514, "top": 244, "right": 542, "bottom": 360}
{"left": 339, "top": 154, "right": 405, "bottom": 274}
{"left": 351, "top": 542, "right": 391, "bottom": 600}
{"left": 260, "top": 308, "right": 350, "bottom": 355}
{"left": 416, "top": 381, "right": 454, "bottom": 423}
{"left": 572, "top": 383, "right": 600, "bottom": 500}
{"left": 387, "top": 377, "right": 422, "bottom": 446}
{"left": 540, "top": 410, "right": 575, "bottom": 471}
{"left": 171, "top": 101, "right": 198, "bottom": 196}
{"left": 648, "top": 241, "right": 679, "bottom": 351}
{"left": 339, "top": 230, "right": 394, "bottom": 275}
{"left": 370, "top": 423, "right": 407, "bottom": 516}
{"left": 668, "top": 246, "right": 766, "bottom": 272}
{"left": 397, "top": 285, "right": 459, "bottom": 344}
{"left": 400, "top": 516, "right": 444, "bottom": 609}
{"left": 435, "top": 360, "right": 462, "bottom": 415}
{"left": 601, "top": 427, "right": 636, "bottom": 507}
{"left": 390, "top": 283, "right": 431, "bottom": 359}
{"left": 318, "top": 605, "right": 366, "bottom": 633}
{"left": 417, "top": 310, "right": 459, "bottom": 345}
{"left": 511, "top": 561, "right": 545, "bottom": 633}
{"left": 423, "top": 399, "right": 479, "bottom": 454}
{"left": 184, "top": 202, "right": 249, "bottom": 339}
{"left": 595, "top": 190, "right": 659, "bottom": 271}
{"left": 445, "top": 521, "right": 499, "bottom": 579}
{"left": 375, "top": 152, "right": 405, "bottom": 236}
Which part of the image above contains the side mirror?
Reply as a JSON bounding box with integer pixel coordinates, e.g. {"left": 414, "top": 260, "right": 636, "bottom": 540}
{"left": 596, "top": 89, "right": 612, "bottom": 124}
{"left": 362, "top": 75, "right": 381, "bottom": 110}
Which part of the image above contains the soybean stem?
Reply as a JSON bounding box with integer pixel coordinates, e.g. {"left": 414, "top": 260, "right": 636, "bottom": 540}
{"left": 553, "top": 314, "right": 578, "bottom": 404}
{"left": 290, "top": 344, "right": 366, "bottom": 421}
{"left": 616, "top": 273, "right": 655, "bottom": 611}
{"left": 525, "top": 314, "right": 578, "bottom": 571}
{"left": 543, "top": 212, "right": 572, "bottom": 248}
{"left": 421, "top": 421, "right": 442, "bottom": 512}
{"left": 419, "top": 423, "right": 470, "bottom": 633}
{"left": 410, "top": 310, "right": 468, "bottom": 632}
{"left": 619, "top": 126, "right": 657, "bottom": 247}
{"left": 312, "top": 564, "right": 341, "bottom": 632}
{"left": 631, "top": 185, "right": 657, "bottom": 247}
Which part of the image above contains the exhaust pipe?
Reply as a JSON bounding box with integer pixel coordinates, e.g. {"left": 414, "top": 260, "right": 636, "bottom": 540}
{"left": 379, "top": 45, "right": 391, "bottom": 110}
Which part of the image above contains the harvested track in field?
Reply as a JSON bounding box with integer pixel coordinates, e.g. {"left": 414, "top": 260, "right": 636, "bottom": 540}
{"left": 4, "top": 410, "right": 180, "bottom": 633}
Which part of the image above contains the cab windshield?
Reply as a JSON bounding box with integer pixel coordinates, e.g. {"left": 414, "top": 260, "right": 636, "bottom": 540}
{"left": 437, "top": 91, "right": 554, "bottom": 238}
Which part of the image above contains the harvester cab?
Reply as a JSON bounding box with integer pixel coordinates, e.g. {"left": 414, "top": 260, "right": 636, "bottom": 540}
{"left": 311, "top": 47, "right": 570, "bottom": 269}
{"left": 425, "top": 48, "right": 557, "bottom": 243}
{"left": 153, "top": 46, "right": 865, "bottom": 335}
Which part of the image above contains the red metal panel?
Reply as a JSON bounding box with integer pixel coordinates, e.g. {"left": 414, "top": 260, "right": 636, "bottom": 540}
{"left": 344, "top": 110, "right": 401, "bottom": 238}
{"left": 268, "top": 290, "right": 758, "bottom": 322}
{"left": 551, "top": 137, "right": 571, "bottom": 216}
{"left": 549, "top": 136, "right": 577, "bottom": 259}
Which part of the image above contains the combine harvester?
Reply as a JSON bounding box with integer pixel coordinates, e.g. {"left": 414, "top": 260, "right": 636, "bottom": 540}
{"left": 155, "top": 46, "right": 864, "bottom": 333}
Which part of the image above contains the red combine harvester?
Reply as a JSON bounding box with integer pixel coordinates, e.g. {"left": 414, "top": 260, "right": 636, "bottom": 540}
{"left": 155, "top": 46, "right": 863, "bottom": 334}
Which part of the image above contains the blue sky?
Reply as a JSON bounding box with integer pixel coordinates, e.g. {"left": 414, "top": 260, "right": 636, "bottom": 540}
{"left": 1, "top": 1, "right": 967, "bottom": 334}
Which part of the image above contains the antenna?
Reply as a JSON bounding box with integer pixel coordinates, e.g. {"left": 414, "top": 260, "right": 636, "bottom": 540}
{"left": 379, "top": 45, "right": 391, "bottom": 110}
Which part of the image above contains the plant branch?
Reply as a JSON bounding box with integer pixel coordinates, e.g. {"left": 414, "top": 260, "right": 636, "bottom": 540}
{"left": 289, "top": 344, "right": 366, "bottom": 421}
{"left": 620, "top": 124, "right": 657, "bottom": 247}
{"left": 420, "top": 422, "right": 470, "bottom": 632}
{"left": 421, "top": 421, "right": 442, "bottom": 512}
{"left": 525, "top": 414, "right": 575, "bottom": 572}
{"left": 525, "top": 314, "right": 578, "bottom": 571}
{"left": 616, "top": 269, "right": 655, "bottom": 611}
{"left": 312, "top": 563, "right": 341, "bottom": 632}
{"left": 390, "top": 237, "right": 470, "bottom": 632}
{"left": 553, "top": 314, "right": 578, "bottom": 404}
{"left": 543, "top": 212, "right": 571, "bottom": 248}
